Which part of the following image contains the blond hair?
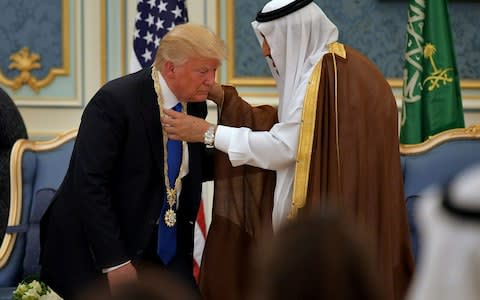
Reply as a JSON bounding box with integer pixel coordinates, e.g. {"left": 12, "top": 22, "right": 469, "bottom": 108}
{"left": 154, "top": 23, "right": 226, "bottom": 69}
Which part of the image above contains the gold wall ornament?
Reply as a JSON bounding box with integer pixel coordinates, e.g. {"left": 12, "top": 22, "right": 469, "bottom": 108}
{"left": 0, "top": 0, "right": 70, "bottom": 93}
{"left": 0, "top": 47, "right": 69, "bottom": 93}
{"left": 6, "top": 47, "right": 41, "bottom": 92}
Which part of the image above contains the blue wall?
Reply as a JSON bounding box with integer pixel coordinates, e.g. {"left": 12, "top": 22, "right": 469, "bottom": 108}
{"left": 234, "top": 0, "right": 480, "bottom": 79}
{"left": 0, "top": 0, "right": 62, "bottom": 79}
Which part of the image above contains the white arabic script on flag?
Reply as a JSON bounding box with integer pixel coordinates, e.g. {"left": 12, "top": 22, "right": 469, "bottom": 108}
{"left": 130, "top": 0, "right": 188, "bottom": 73}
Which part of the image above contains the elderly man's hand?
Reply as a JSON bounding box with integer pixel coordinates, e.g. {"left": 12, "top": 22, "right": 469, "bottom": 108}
{"left": 207, "top": 82, "right": 223, "bottom": 105}
{"left": 162, "top": 108, "right": 212, "bottom": 143}
{"left": 107, "top": 262, "right": 137, "bottom": 295}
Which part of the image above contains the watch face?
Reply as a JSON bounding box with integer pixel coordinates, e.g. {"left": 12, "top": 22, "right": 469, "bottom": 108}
{"left": 204, "top": 125, "right": 216, "bottom": 146}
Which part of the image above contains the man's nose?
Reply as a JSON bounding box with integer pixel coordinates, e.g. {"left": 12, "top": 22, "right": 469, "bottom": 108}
{"left": 204, "top": 71, "right": 215, "bottom": 86}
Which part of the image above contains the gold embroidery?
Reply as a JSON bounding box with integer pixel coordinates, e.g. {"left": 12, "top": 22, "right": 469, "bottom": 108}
{"left": 422, "top": 43, "right": 454, "bottom": 91}
{"left": 327, "top": 42, "right": 346, "bottom": 59}
{"left": 289, "top": 44, "right": 345, "bottom": 219}
{"left": 332, "top": 52, "right": 342, "bottom": 191}
{"left": 289, "top": 61, "right": 323, "bottom": 219}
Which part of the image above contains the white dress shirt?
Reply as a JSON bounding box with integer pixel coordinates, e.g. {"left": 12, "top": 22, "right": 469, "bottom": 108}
{"left": 215, "top": 121, "right": 299, "bottom": 231}
{"left": 158, "top": 70, "right": 189, "bottom": 204}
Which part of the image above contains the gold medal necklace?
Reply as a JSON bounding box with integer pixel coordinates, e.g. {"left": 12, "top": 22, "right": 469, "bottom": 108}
{"left": 152, "top": 67, "right": 188, "bottom": 227}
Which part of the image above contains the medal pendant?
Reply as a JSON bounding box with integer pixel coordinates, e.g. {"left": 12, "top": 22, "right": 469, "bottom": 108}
{"left": 164, "top": 208, "right": 176, "bottom": 227}
{"left": 167, "top": 189, "right": 177, "bottom": 206}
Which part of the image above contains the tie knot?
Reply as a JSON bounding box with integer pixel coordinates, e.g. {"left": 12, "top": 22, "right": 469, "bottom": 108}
{"left": 172, "top": 102, "right": 182, "bottom": 112}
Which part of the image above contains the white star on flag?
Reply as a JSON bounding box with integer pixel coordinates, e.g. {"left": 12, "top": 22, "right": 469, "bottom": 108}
{"left": 141, "top": 48, "right": 152, "bottom": 62}
{"left": 130, "top": 0, "right": 188, "bottom": 72}
{"left": 158, "top": 1, "right": 168, "bottom": 13}
{"left": 171, "top": 5, "right": 183, "bottom": 19}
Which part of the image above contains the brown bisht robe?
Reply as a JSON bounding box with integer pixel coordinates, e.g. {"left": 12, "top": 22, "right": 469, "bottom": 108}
{"left": 198, "top": 87, "right": 278, "bottom": 300}
{"left": 200, "top": 43, "right": 414, "bottom": 300}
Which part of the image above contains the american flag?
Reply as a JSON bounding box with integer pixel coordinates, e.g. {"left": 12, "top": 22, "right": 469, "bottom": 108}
{"left": 193, "top": 196, "right": 207, "bottom": 280}
{"left": 130, "top": 0, "right": 208, "bottom": 282}
{"left": 130, "top": 0, "right": 188, "bottom": 72}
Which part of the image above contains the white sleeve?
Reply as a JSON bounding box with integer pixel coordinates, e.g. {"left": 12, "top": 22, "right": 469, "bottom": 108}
{"left": 214, "top": 121, "right": 300, "bottom": 171}
{"left": 102, "top": 260, "right": 131, "bottom": 273}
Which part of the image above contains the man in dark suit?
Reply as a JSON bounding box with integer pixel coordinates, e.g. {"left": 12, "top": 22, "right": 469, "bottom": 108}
{"left": 40, "top": 23, "right": 226, "bottom": 299}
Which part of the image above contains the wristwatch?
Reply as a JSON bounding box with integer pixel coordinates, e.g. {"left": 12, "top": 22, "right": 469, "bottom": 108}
{"left": 204, "top": 125, "right": 216, "bottom": 147}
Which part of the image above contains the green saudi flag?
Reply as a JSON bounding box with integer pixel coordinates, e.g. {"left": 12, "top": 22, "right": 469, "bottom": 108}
{"left": 400, "top": 0, "right": 464, "bottom": 144}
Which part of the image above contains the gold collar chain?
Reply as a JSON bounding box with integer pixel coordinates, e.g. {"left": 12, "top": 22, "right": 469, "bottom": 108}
{"left": 152, "top": 67, "right": 188, "bottom": 227}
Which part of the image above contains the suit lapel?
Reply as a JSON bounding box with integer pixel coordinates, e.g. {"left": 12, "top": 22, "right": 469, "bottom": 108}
{"left": 138, "top": 69, "right": 164, "bottom": 172}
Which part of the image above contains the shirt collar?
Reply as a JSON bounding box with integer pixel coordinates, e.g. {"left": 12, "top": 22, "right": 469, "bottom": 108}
{"left": 157, "top": 70, "right": 180, "bottom": 109}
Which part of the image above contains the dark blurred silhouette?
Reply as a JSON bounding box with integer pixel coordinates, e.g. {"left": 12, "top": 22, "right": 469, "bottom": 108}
{"left": 249, "top": 209, "right": 385, "bottom": 300}
{"left": 74, "top": 263, "right": 198, "bottom": 300}
{"left": 0, "top": 87, "right": 28, "bottom": 243}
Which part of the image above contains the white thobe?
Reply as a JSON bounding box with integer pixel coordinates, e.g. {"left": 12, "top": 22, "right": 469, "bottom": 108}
{"left": 214, "top": 120, "right": 300, "bottom": 230}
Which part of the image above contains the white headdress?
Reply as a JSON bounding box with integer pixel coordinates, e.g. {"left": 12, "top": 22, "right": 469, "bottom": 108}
{"left": 407, "top": 165, "right": 480, "bottom": 300}
{"left": 251, "top": 0, "right": 338, "bottom": 123}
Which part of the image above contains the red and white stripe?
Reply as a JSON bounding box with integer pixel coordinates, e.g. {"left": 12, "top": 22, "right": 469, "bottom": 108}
{"left": 193, "top": 198, "right": 207, "bottom": 282}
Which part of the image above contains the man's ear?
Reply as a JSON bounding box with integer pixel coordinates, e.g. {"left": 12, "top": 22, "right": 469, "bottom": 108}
{"left": 163, "top": 60, "right": 176, "bottom": 78}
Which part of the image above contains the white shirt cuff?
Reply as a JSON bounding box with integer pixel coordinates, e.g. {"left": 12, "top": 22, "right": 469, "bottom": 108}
{"left": 214, "top": 125, "right": 233, "bottom": 153}
{"left": 102, "top": 260, "right": 131, "bottom": 273}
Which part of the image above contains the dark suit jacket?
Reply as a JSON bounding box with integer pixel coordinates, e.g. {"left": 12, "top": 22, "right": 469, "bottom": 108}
{"left": 40, "top": 68, "right": 211, "bottom": 298}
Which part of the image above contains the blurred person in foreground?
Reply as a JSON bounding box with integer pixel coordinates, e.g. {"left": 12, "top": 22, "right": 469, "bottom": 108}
{"left": 162, "top": 0, "right": 414, "bottom": 299}
{"left": 40, "top": 23, "right": 225, "bottom": 299}
{"left": 250, "top": 208, "right": 385, "bottom": 300}
{"left": 75, "top": 264, "right": 198, "bottom": 300}
{"left": 407, "top": 165, "right": 480, "bottom": 300}
{"left": 0, "top": 87, "right": 28, "bottom": 242}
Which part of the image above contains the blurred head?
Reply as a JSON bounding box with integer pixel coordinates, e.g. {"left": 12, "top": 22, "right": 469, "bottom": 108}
{"left": 249, "top": 209, "right": 384, "bottom": 300}
{"left": 406, "top": 165, "right": 480, "bottom": 300}
{"left": 154, "top": 23, "right": 226, "bottom": 102}
{"left": 75, "top": 264, "right": 198, "bottom": 300}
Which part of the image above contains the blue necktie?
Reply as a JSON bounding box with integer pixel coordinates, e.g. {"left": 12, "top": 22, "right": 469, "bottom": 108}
{"left": 157, "top": 102, "right": 182, "bottom": 264}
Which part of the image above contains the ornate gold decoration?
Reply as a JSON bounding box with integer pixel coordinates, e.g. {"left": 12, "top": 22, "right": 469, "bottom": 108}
{"left": 165, "top": 189, "right": 177, "bottom": 227}
{"left": 151, "top": 67, "right": 188, "bottom": 227}
{"left": 0, "top": 0, "right": 69, "bottom": 92}
{"left": 289, "top": 60, "right": 323, "bottom": 219}
{"left": 422, "top": 43, "right": 454, "bottom": 92}
{"left": 0, "top": 128, "right": 78, "bottom": 268}
{"left": 164, "top": 209, "right": 177, "bottom": 227}
{"left": 4, "top": 47, "right": 42, "bottom": 92}
{"left": 327, "top": 42, "right": 347, "bottom": 59}
{"left": 400, "top": 124, "right": 480, "bottom": 155}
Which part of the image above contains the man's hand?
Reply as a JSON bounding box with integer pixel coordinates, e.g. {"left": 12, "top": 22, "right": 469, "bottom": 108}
{"left": 106, "top": 262, "right": 137, "bottom": 294}
{"left": 207, "top": 82, "right": 223, "bottom": 105}
{"left": 162, "top": 108, "right": 211, "bottom": 143}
